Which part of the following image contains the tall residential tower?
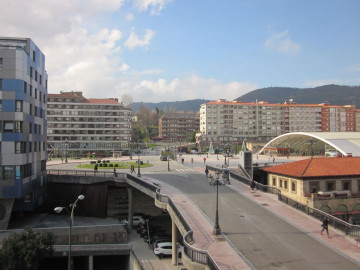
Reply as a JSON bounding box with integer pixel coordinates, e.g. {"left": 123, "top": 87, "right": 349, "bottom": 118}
{"left": 0, "top": 37, "right": 48, "bottom": 229}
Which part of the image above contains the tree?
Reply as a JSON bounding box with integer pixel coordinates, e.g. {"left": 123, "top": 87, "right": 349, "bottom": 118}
{"left": 121, "top": 94, "right": 133, "bottom": 109}
{"left": 0, "top": 227, "right": 54, "bottom": 270}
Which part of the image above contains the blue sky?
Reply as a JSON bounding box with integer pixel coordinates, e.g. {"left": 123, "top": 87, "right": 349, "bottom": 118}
{"left": 1, "top": 0, "right": 360, "bottom": 102}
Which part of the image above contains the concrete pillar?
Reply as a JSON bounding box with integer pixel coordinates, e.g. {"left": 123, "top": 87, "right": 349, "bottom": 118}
{"left": 88, "top": 255, "right": 93, "bottom": 270}
{"left": 171, "top": 218, "right": 177, "bottom": 265}
{"left": 127, "top": 187, "right": 133, "bottom": 229}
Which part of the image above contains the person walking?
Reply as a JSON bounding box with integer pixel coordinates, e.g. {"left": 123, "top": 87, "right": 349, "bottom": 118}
{"left": 203, "top": 157, "right": 206, "bottom": 163}
{"left": 250, "top": 180, "right": 256, "bottom": 190}
{"left": 94, "top": 164, "right": 98, "bottom": 174}
{"left": 321, "top": 217, "right": 330, "bottom": 238}
{"left": 130, "top": 164, "right": 135, "bottom": 174}
{"left": 205, "top": 168, "right": 209, "bottom": 177}
{"left": 113, "top": 168, "right": 117, "bottom": 177}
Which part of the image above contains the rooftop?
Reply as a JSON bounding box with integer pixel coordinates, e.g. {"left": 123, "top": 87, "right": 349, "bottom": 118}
{"left": 262, "top": 157, "right": 360, "bottom": 178}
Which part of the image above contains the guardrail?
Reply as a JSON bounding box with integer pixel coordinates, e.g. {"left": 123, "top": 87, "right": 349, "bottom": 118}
{"left": 206, "top": 165, "right": 360, "bottom": 237}
{"left": 155, "top": 188, "right": 221, "bottom": 270}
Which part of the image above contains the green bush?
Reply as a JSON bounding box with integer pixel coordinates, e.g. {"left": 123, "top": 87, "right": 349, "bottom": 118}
{"left": 97, "top": 160, "right": 101, "bottom": 163}
{"left": 109, "top": 164, "right": 113, "bottom": 167}
{"left": 115, "top": 164, "right": 118, "bottom": 167}
{"left": 103, "top": 163, "right": 108, "bottom": 167}
{"left": 99, "top": 163, "right": 103, "bottom": 167}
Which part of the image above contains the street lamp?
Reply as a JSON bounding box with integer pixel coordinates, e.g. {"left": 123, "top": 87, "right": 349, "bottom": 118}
{"left": 137, "top": 142, "right": 141, "bottom": 177}
{"left": 65, "top": 139, "right": 68, "bottom": 163}
{"left": 209, "top": 170, "right": 224, "bottom": 235}
{"left": 167, "top": 147, "right": 170, "bottom": 171}
{"left": 54, "top": 194, "right": 85, "bottom": 270}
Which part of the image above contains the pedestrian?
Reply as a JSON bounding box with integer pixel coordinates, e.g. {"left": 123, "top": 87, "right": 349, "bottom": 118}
{"left": 250, "top": 180, "right": 256, "bottom": 190}
{"left": 203, "top": 157, "right": 206, "bottom": 163}
{"left": 191, "top": 158, "right": 193, "bottom": 163}
{"left": 61, "top": 157, "right": 64, "bottom": 163}
{"left": 273, "top": 157, "right": 275, "bottom": 163}
{"left": 94, "top": 164, "right": 98, "bottom": 174}
{"left": 113, "top": 168, "right": 117, "bottom": 177}
{"left": 130, "top": 164, "right": 135, "bottom": 174}
{"left": 321, "top": 217, "right": 330, "bottom": 238}
{"left": 205, "top": 168, "right": 209, "bottom": 177}
{"left": 181, "top": 158, "right": 184, "bottom": 164}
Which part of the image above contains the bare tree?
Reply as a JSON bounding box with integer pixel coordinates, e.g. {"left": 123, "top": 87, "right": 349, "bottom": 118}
{"left": 121, "top": 94, "right": 133, "bottom": 108}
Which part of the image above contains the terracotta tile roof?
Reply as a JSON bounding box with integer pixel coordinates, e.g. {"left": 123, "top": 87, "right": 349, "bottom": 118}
{"left": 262, "top": 157, "right": 360, "bottom": 178}
{"left": 87, "top": 98, "right": 120, "bottom": 104}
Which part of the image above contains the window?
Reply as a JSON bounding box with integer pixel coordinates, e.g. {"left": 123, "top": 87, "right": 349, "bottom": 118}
{"left": 0, "top": 58, "right": 3, "bottom": 70}
{"left": 279, "top": 179, "right": 283, "bottom": 188}
{"left": 4, "top": 121, "right": 14, "bottom": 132}
{"left": 39, "top": 75, "right": 42, "bottom": 85}
{"left": 35, "top": 89, "right": 38, "bottom": 99}
{"left": 3, "top": 166, "right": 14, "bottom": 180}
{"left": 343, "top": 181, "right": 351, "bottom": 191}
{"left": 0, "top": 79, "right": 2, "bottom": 90}
{"left": 15, "top": 100, "right": 23, "bottom": 112}
{"left": 272, "top": 177, "right": 276, "bottom": 186}
{"left": 15, "top": 142, "right": 21, "bottom": 154}
{"left": 0, "top": 100, "right": 2, "bottom": 111}
{"left": 310, "top": 182, "right": 319, "bottom": 193}
{"left": 291, "top": 181, "right": 297, "bottom": 193}
{"left": 35, "top": 71, "right": 38, "bottom": 82}
{"left": 327, "top": 181, "right": 335, "bottom": 191}
{"left": 15, "top": 121, "right": 22, "bottom": 133}
{"left": 30, "top": 66, "right": 33, "bottom": 78}
{"left": 24, "top": 81, "right": 27, "bottom": 93}
{"left": 32, "top": 51, "right": 36, "bottom": 61}
{"left": 284, "top": 180, "right": 288, "bottom": 190}
{"left": 30, "top": 85, "right": 32, "bottom": 96}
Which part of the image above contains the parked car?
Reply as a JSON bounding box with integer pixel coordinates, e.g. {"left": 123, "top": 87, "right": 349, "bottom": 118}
{"left": 153, "top": 242, "right": 183, "bottom": 258}
{"left": 120, "top": 215, "right": 145, "bottom": 227}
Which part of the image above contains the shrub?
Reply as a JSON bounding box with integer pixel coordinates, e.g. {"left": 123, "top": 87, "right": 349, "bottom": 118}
{"left": 99, "top": 163, "right": 103, "bottom": 167}
{"left": 90, "top": 161, "right": 96, "bottom": 164}
{"left": 109, "top": 164, "right": 113, "bottom": 167}
{"left": 102, "top": 160, "right": 106, "bottom": 163}
{"left": 97, "top": 160, "right": 101, "bottom": 163}
{"left": 107, "top": 160, "right": 110, "bottom": 163}
{"left": 115, "top": 164, "right": 118, "bottom": 167}
{"left": 103, "top": 163, "right": 108, "bottom": 167}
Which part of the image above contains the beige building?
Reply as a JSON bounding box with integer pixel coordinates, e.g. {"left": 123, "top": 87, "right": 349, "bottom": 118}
{"left": 47, "top": 91, "right": 132, "bottom": 157}
{"left": 200, "top": 100, "right": 357, "bottom": 145}
{"left": 263, "top": 157, "right": 360, "bottom": 224}
{"left": 158, "top": 112, "right": 199, "bottom": 141}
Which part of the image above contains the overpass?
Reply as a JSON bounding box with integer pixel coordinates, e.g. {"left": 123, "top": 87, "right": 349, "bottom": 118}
{"left": 45, "top": 169, "right": 252, "bottom": 270}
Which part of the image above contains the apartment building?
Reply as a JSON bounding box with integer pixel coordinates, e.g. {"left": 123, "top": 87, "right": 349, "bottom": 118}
{"left": 158, "top": 112, "right": 199, "bottom": 140}
{"left": 47, "top": 91, "right": 132, "bottom": 158}
{"left": 200, "top": 100, "right": 284, "bottom": 143}
{"left": 0, "top": 37, "right": 48, "bottom": 229}
{"left": 200, "top": 100, "right": 357, "bottom": 144}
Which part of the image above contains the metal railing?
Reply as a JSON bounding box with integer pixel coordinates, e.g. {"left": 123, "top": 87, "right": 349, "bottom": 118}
{"left": 155, "top": 189, "right": 220, "bottom": 270}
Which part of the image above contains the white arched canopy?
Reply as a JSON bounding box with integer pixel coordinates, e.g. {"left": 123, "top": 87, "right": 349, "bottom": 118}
{"left": 259, "top": 132, "right": 360, "bottom": 157}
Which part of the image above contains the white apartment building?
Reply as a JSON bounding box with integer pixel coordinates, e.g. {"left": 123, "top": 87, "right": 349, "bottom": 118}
{"left": 200, "top": 100, "right": 357, "bottom": 145}
{"left": 47, "top": 91, "right": 132, "bottom": 157}
{"left": 200, "top": 100, "right": 284, "bottom": 143}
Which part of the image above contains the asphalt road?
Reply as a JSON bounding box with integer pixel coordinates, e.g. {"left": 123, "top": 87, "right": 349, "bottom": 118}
{"left": 147, "top": 169, "right": 360, "bottom": 270}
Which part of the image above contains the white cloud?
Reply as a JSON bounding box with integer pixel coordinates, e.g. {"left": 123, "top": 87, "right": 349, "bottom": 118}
{"left": 135, "top": 0, "right": 173, "bottom": 15}
{"left": 124, "top": 29, "right": 155, "bottom": 49}
{"left": 130, "top": 75, "right": 257, "bottom": 102}
{"left": 264, "top": 30, "right": 301, "bottom": 56}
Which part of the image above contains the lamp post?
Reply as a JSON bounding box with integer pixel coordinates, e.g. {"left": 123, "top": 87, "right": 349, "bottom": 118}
{"left": 65, "top": 139, "right": 68, "bottom": 163}
{"left": 137, "top": 142, "right": 141, "bottom": 177}
{"left": 210, "top": 171, "right": 224, "bottom": 235}
{"left": 54, "top": 195, "right": 85, "bottom": 270}
{"left": 167, "top": 146, "right": 170, "bottom": 171}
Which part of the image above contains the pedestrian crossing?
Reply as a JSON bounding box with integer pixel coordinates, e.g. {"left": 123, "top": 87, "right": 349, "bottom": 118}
{"left": 174, "top": 168, "right": 194, "bottom": 172}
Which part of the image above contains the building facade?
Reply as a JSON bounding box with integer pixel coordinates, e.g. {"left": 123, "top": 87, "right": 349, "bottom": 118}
{"left": 47, "top": 91, "right": 132, "bottom": 158}
{"left": 0, "top": 37, "right": 48, "bottom": 229}
{"left": 158, "top": 112, "right": 199, "bottom": 141}
{"left": 200, "top": 100, "right": 357, "bottom": 145}
{"left": 263, "top": 157, "right": 360, "bottom": 224}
